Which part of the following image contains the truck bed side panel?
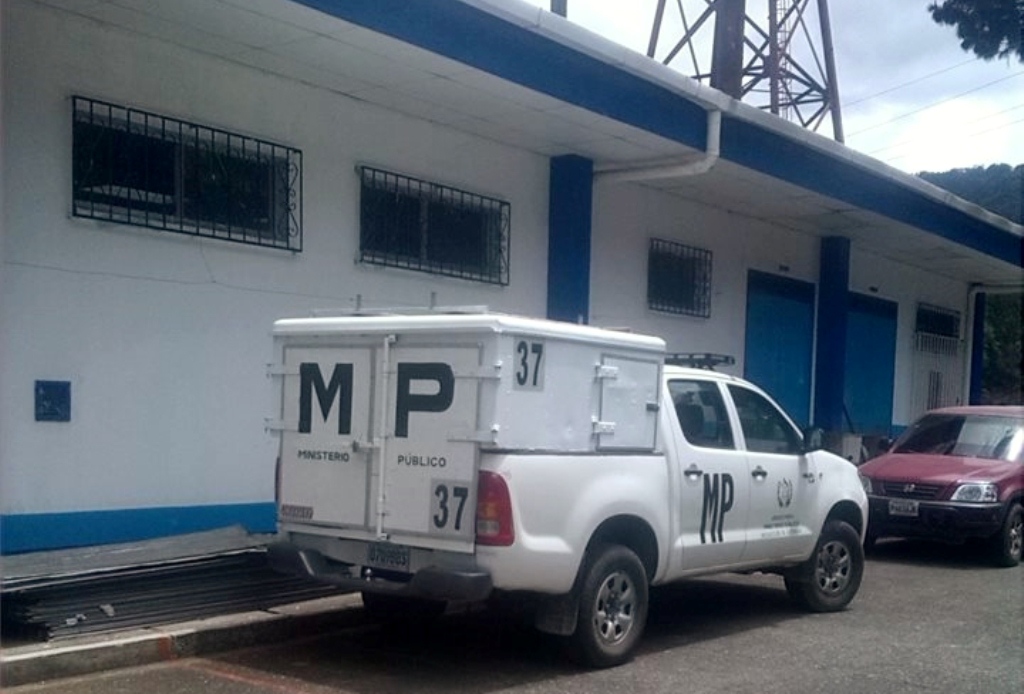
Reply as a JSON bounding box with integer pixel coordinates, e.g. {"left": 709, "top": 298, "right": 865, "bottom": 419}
{"left": 475, "top": 451, "right": 672, "bottom": 593}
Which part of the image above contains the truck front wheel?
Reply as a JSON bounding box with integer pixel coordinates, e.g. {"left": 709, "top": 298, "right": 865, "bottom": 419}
{"left": 784, "top": 520, "right": 864, "bottom": 612}
{"left": 569, "top": 544, "right": 649, "bottom": 668}
{"left": 988, "top": 503, "right": 1022, "bottom": 567}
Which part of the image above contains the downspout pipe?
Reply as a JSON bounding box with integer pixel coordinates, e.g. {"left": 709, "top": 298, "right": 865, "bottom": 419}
{"left": 963, "top": 282, "right": 1024, "bottom": 404}
{"left": 595, "top": 109, "right": 722, "bottom": 182}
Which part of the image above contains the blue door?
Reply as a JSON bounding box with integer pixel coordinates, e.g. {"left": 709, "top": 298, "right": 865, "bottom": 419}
{"left": 744, "top": 271, "right": 815, "bottom": 426}
{"left": 844, "top": 293, "right": 897, "bottom": 435}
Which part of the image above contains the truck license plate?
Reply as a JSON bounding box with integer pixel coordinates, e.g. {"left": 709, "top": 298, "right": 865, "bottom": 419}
{"left": 366, "top": 542, "right": 411, "bottom": 572}
{"left": 888, "top": 499, "right": 919, "bottom": 517}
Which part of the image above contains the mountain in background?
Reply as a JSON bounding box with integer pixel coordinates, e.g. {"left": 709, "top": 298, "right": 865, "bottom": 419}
{"left": 919, "top": 164, "right": 1023, "bottom": 224}
{"left": 917, "top": 164, "right": 1022, "bottom": 405}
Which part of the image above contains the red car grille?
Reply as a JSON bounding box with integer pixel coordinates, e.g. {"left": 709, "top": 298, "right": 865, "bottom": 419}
{"left": 880, "top": 481, "right": 943, "bottom": 500}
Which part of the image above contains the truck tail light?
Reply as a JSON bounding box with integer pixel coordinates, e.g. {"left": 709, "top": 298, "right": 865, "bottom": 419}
{"left": 476, "top": 470, "right": 514, "bottom": 546}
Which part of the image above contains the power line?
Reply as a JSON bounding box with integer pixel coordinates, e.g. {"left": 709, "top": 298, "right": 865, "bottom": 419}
{"left": 963, "top": 115, "right": 1024, "bottom": 141}
{"left": 865, "top": 102, "right": 1024, "bottom": 157}
{"left": 846, "top": 71, "right": 1024, "bottom": 137}
{"left": 843, "top": 58, "right": 979, "bottom": 109}
{"left": 870, "top": 116, "right": 1024, "bottom": 163}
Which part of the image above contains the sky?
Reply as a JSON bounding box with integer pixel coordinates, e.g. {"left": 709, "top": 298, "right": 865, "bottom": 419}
{"left": 519, "top": 0, "right": 1023, "bottom": 174}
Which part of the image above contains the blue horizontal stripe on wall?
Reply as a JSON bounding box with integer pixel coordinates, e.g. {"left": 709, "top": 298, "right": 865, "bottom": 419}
{"left": 295, "top": 0, "right": 708, "bottom": 149}
{"left": 0, "top": 503, "right": 276, "bottom": 555}
{"left": 296, "top": 0, "right": 1022, "bottom": 269}
{"left": 721, "top": 119, "right": 1022, "bottom": 266}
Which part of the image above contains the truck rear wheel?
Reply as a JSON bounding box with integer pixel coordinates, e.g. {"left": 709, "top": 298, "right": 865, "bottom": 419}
{"left": 569, "top": 544, "right": 649, "bottom": 668}
{"left": 784, "top": 520, "right": 863, "bottom": 612}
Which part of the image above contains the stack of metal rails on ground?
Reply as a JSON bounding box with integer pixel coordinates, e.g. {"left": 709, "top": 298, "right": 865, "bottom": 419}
{"left": 1, "top": 527, "right": 347, "bottom": 641}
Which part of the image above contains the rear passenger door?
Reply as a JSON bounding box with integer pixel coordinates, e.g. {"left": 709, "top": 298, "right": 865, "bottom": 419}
{"left": 667, "top": 379, "right": 750, "bottom": 571}
{"left": 727, "top": 385, "right": 819, "bottom": 562}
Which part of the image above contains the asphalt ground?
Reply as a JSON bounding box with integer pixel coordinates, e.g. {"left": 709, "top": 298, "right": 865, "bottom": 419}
{"left": 2, "top": 539, "right": 1021, "bottom": 692}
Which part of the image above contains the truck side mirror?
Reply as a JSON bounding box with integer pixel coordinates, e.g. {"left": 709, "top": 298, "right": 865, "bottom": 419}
{"left": 802, "top": 426, "right": 825, "bottom": 453}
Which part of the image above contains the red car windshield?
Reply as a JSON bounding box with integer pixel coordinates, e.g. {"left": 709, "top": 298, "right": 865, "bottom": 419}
{"left": 893, "top": 414, "right": 1024, "bottom": 463}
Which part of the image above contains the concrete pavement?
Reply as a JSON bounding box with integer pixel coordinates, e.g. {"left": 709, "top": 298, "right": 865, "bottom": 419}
{"left": 0, "top": 592, "right": 365, "bottom": 687}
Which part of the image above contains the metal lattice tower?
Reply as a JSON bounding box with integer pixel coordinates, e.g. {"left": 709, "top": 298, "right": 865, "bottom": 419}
{"left": 647, "top": 0, "right": 844, "bottom": 142}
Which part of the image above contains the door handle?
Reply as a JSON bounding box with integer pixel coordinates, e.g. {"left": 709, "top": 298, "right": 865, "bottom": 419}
{"left": 802, "top": 472, "right": 817, "bottom": 483}
{"left": 684, "top": 464, "right": 703, "bottom": 480}
{"left": 751, "top": 466, "right": 768, "bottom": 480}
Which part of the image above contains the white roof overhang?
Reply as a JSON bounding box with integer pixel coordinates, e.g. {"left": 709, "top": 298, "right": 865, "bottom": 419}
{"left": 49, "top": 0, "right": 1023, "bottom": 286}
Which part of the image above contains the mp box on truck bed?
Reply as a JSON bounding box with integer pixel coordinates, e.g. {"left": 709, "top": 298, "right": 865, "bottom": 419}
{"left": 268, "top": 312, "right": 868, "bottom": 667}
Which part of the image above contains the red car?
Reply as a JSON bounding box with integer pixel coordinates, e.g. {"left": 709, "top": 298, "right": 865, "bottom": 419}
{"left": 858, "top": 406, "right": 1024, "bottom": 567}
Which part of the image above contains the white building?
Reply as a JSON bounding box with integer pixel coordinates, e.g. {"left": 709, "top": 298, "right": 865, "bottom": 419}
{"left": 2, "top": 0, "right": 1020, "bottom": 554}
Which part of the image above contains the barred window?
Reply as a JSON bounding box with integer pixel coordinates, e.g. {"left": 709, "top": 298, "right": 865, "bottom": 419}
{"left": 916, "top": 303, "right": 960, "bottom": 338}
{"left": 911, "top": 303, "right": 962, "bottom": 411}
{"left": 359, "top": 166, "right": 509, "bottom": 285}
{"left": 73, "top": 96, "right": 301, "bottom": 251}
{"left": 647, "top": 238, "right": 712, "bottom": 317}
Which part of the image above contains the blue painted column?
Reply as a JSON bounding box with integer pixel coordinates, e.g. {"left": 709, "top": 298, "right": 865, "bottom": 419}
{"left": 969, "top": 292, "right": 986, "bottom": 405}
{"left": 547, "top": 155, "right": 593, "bottom": 324}
{"left": 813, "top": 236, "right": 851, "bottom": 431}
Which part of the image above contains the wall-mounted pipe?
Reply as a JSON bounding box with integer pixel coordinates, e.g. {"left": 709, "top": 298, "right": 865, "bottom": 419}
{"left": 595, "top": 109, "right": 722, "bottom": 183}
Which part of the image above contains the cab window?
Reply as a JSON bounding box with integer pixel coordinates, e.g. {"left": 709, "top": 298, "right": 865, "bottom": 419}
{"left": 668, "top": 380, "right": 735, "bottom": 449}
{"left": 728, "top": 385, "right": 802, "bottom": 454}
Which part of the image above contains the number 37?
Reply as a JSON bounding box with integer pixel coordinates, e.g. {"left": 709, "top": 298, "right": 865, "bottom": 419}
{"left": 515, "top": 340, "right": 544, "bottom": 389}
{"left": 433, "top": 483, "right": 469, "bottom": 532}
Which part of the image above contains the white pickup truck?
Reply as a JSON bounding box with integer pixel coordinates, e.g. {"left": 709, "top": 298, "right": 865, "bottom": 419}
{"left": 268, "top": 313, "right": 867, "bottom": 667}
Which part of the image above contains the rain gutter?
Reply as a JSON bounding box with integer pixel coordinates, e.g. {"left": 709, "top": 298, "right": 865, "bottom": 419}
{"left": 594, "top": 108, "right": 722, "bottom": 182}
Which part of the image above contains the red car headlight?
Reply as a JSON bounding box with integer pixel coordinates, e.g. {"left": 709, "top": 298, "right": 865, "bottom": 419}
{"left": 950, "top": 483, "right": 998, "bottom": 503}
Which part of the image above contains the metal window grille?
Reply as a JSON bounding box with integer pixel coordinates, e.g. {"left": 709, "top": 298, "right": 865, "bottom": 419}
{"left": 72, "top": 96, "right": 302, "bottom": 251}
{"left": 914, "top": 304, "right": 962, "bottom": 358}
{"left": 912, "top": 308, "right": 964, "bottom": 412}
{"left": 914, "top": 331, "right": 960, "bottom": 357}
{"left": 915, "top": 303, "right": 960, "bottom": 339}
{"left": 647, "top": 238, "right": 712, "bottom": 318}
{"left": 358, "top": 166, "right": 510, "bottom": 286}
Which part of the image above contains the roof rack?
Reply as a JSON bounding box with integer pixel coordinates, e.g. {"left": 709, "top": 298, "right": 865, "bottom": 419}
{"left": 311, "top": 305, "right": 490, "bottom": 317}
{"left": 665, "top": 352, "right": 736, "bottom": 370}
{"left": 310, "top": 293, "right": 490, "bottom": 317}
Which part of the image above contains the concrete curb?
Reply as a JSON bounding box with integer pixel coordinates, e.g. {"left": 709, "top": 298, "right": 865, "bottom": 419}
{"left": 0, "top": 593, "right": 364, "bottom": 687}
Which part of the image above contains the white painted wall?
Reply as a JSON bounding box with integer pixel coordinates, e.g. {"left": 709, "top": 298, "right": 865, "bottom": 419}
{"left": 590, "top": 179, "right": 818, "bottom": 377}
{"left": 0, "top": 0, "right": 975, "bottom": 525}
{"left": 850, "top": 248, "right": 969, "bottom": 426}
{"left": 0, "top": 0, "right": 549, "bottom": 515}
{"left": 592, "top": 180, "right": 971, "bottom": 431}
